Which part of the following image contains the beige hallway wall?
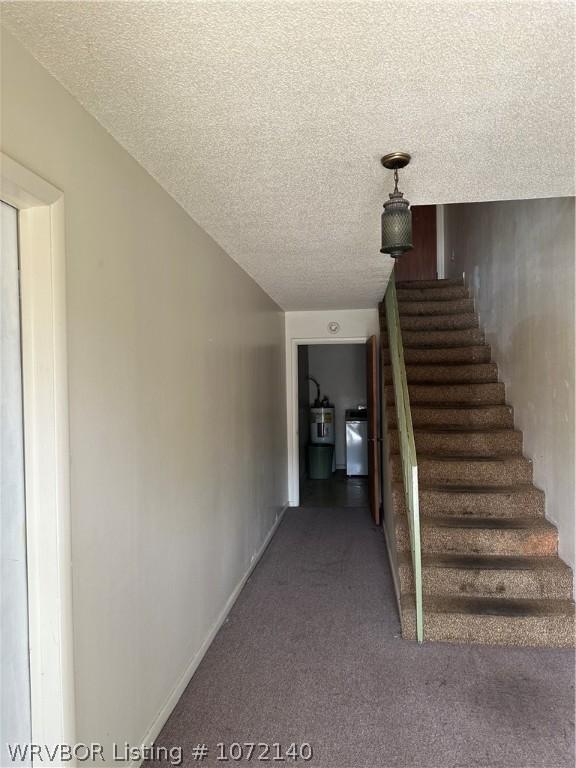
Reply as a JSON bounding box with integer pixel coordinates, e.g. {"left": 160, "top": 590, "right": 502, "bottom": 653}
{"left": 444, "top": 197, "right": 575, "bottom": 574}
{"left": 1, "top": 28, "right": 287, "bottom": 760}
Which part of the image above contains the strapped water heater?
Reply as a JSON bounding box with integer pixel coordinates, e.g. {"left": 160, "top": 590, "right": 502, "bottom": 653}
{"left": 307, "top": 376, "right": 335, "bottom": 445}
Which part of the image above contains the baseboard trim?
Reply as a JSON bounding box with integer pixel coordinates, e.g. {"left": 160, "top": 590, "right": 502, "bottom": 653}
{"left": 132, "top": 503, "right": 289, "bottom": 767}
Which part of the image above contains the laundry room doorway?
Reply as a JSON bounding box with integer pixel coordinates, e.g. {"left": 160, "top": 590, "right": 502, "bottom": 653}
{"left": 295, "top": 338, "right": 380, "bottom": 520}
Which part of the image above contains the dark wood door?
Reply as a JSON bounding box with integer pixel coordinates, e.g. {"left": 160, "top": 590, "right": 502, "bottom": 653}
{"left": 366, "top": 335, "right": 380, "bottom": 525}
{"left": 394, "top": 204, "right": 437, "bottom": 282}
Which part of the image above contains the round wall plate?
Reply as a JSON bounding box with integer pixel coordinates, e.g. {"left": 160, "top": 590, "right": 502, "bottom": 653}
{"left": 327, "top": 321, "right": 340, "bottom": 334}
{"left": 381, "top": 152, "right": 411, "bottom": 170}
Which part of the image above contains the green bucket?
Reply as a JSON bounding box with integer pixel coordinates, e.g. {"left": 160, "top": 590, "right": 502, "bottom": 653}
{"left": 307, "top": 444, "right": 334, "bottom": 480}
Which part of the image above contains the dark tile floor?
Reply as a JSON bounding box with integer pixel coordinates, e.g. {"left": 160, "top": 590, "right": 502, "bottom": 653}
{"left": 300, "top": 470, "right": 369, "bottom": 507}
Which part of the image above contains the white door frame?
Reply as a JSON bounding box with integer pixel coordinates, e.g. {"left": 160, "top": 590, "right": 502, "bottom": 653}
{"left": 288, "top": 336, "right": 368, "bottom": 507}
{"left": 1, "top": 153, "right": 75, "bottom": 747}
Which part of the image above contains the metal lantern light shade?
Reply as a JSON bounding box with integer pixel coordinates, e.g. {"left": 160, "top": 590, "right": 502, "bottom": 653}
{"left": 380, "top": 152, "right": 413, "bottom": 258}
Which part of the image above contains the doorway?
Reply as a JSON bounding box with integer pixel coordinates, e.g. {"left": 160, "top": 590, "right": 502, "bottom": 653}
{"left": 1, "top": 201, "right": 31, "bottom": 763}
{"left": 1, "top": 154, "right": 75, "bottom": 748}
{"left": 297, "top": 343, "right": 369, "bottom": 508}
{"left": 393, "top": 204, "right": 437, "bottom": 282}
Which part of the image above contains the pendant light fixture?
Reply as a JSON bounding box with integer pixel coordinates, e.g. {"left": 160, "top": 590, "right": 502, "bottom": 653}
{"left": 380, "top": 151, "right": 413, "bottom": 258}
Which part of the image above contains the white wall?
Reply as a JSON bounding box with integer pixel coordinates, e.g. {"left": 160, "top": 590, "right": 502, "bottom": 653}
{"left": 1, "top": 28, "right": 287, "bottom": 762}
{"left": 307, "top": 345, "right": 367, "bottom": 468}
{"left": 285, "top": 309, "right": 379, "bottom": 505}
{"left": 444, "top": 197, "right": 575, "bottom": 573}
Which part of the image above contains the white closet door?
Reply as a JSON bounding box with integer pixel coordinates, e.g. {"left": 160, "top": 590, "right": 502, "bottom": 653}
{"left": 1, "top": 200, "right": 31, "bottom": 764}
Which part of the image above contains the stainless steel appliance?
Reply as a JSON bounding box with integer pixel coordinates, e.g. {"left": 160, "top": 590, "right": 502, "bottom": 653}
{"left": 345, "top": 409, "right": 368, "bottom": 476}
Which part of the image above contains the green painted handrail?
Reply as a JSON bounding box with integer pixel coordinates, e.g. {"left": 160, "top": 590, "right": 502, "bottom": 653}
{"left": 385, "top": 274, "right": 423, "bottom": 643}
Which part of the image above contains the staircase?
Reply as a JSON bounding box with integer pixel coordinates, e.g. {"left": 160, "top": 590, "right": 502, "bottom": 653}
{"left": 382, "top": 277, "right": 575, "bottom": 647}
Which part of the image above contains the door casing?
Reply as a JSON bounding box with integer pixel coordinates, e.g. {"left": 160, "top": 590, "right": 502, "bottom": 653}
{"left": 1, "top": 153, "right": 75, "bottom": 748}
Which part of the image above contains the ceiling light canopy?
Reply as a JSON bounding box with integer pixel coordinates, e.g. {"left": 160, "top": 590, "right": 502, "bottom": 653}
{"left": 380, "top": 152, "right": 413, "bottom": 259}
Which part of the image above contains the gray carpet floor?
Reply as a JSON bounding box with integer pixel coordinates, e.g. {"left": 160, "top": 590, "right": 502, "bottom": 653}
{"left": 148, "top": 507, "right": 575, "bottom": 768}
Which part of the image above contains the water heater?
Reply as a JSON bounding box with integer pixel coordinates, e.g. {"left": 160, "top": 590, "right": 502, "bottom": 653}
{"left": 310, "top": 407, "right": 335, "bottom": 445}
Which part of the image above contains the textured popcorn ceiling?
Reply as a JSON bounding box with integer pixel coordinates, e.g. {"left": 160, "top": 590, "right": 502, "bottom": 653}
{"left": 2, "top": 1, "right": 574, "bottom": 309}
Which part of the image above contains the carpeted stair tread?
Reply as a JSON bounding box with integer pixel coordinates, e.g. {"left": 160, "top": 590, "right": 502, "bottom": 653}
{"left": 399, "top": 554, "right": 573, "bottom": 601}
{"left": 416, "top": 482, "right": 536, "bottom": 491}
{"left": 386, "top": 382, "right": 505, "bottom": 405}
{"left": 387, "top": 403, "right": 514, "bottom": 429}
{"left": 401, "top": 593, "right": 574, "bottom": 617}
{"left": 385, "top": 313, "right": 479, "bottom": 331}
{"left": 399, "top": 551, "right": 572, "bottom": 572}
{"left": 391, "top": 454, "right": 533, "bottom": 486}
{"left": 397, "top": 298, "right": 475, "bottom": 316}
{"left": 395, "top": 453, "right": 530, "bottom": 462}
{"left": 383, "top": 345, "right": 491, "bottom": 365}
{"left": 391, "top": 481, "right": 545, "bottom": 518}
{"left": 395, "top": 514, "right": 557, "bottom": 556}
{"left": 390, "top": 426, "right": 521, "bottom": 435}
{"left": 420, "top": 515, "right": 555, "bottom": 531}
{"left": 388, "top": 427, "right": 522, "bottom": 456}
{"left": 396, "top": 285, "right": 469, "bottom": 301}
{"left": 400, "top": 595, "right": 575, "bottom": 647}
{"left": 397, "top": 552, "right": 574, "bottom": 600}
{"left": 395, "top": 278, "right": 464, "bottom": 289}
{"left": 383, "top": 327, "right": 484, "bottom": 348}
{"left": 384, "top": 361, "right": 497, "bottom": 384}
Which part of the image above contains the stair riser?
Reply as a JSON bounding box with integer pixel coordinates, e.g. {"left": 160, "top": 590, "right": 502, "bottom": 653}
{"left": 384, "top": 363, "right": 498, "bottom": 384}
{"left": 397, "top": 299, "right": 475, "bottom": 316}
{"left": 397, "top": 286, "right": 469, "bottom": 301}
{"left": 388, "top": 430, "right": 522, "bottom": 456}
{"left": 391, "top": 457, "right": 532, "bottom": 486}
{"left": 383, "top": 345, "right": 491, "bottom": 365}
{"left": 383, "top": 328, "right": 484, "bottom": 348}
{"left": 391, "top": 486, "right": 545, "bottom": 518}
{"left": 399, "top": 565, "right": 573, "bottom": 600}
{"left": 387, "top": 314, "right": 479, "bottom": 331}
{"left": 401, "top": 612, "right": 575, "bottom": 647}
{"left": 395, "top": 520, "right": 557, "bottom": 557}
{"left": 387, "top": 405, "right": 514, "bottom": 429}
{"left": 386, "top": 383, "right": 505, "bottom": 405}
